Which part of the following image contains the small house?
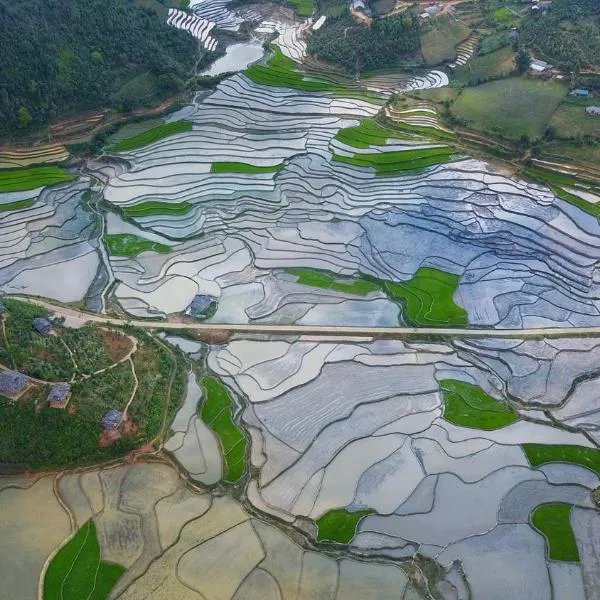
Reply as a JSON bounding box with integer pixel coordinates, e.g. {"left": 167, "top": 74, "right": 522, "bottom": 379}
{"left": 571, "top": 88, "right": 591, "bottom": 97}
{"left": 425, "top": 4, "right": 441, "bottom": 16}
{"left": 47, "top": 383, "right": 71, "bottom": 409}
{"left": 587, "top": 106, "right": 600, "bottom": 116}
{"left": 101, "top": 409, "right": 123, "bottom": 430}
{"left": 186, "top": 294, "right": 217, "bottom": 317}
{"left": 32, "top": 317, "right": 53, "bottom": 335}
{"left": 530, "top": 59, "right": 550, "bottom": 73}
{"left": 0, "top": 369, "right": 30, "bottom": 399}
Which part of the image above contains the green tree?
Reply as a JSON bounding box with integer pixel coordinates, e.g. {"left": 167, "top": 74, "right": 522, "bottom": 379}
{"left": 17, "top": 106, "right": 32, "bottom": 129}
{"left": 516, "top": 48, "right": 530, "bottom": 74}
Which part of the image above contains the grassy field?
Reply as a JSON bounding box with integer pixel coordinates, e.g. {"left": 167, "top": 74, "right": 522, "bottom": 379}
{"left": 385, "top": 267, "right": 468, "bottom": 326}
{"left": 420, "top": 16, "right": 471, "bottom": 66}
{"left": 0, "top": 197, "right": 36, "bottom": 212}
{"left": 441, "top": 379, "right": 518, "bottom": 430}
{"left": 531, "top": 503, "right": 580, "bottom": 562}
{"left": 539, "top": 141, "right": 600, "bottom": 167}
{"left": 285, "top": 267, "right": 381, "bottom": 296}
{"left": 122, "top": 201, "right": 193, "bottom": 217}
{"left": 451, "top": 77, "right": 568, "bottom": 140}
{"left": 104, "top": 233, "right": 171, "bottom": 256}
{"left": 550, "top": 101, "right": 600, "bottom": 141}
{"left": 0, "top": 165, "right": 75, "bottom": 193}
{"left": 316, "top": 508, "right": 373, "bottom": 543}
{"left": 210, "top": 162, "right": 283, "bottom": 174}
{"left": 44, "top": 520, "right": 125, "bottom": 600}
{"left": 523, "top": 444, "right": 600, "bottom": 476}
{"left": 469, "top": 46, "right": 516, "bottom": 83}
{"left": 200, "top": 377, "right": 247, "bottom": 483}
{"left": 332, "top": 146, "right": 457, "bottom": 175}
{"left": 245, "top": 47, "right": 384, "bottom": 104}
{"left": 110, "top": 120, "right": 192, "bottom": 152}
{"left": 284, "top": 0, "right": 314, "bottom": 16}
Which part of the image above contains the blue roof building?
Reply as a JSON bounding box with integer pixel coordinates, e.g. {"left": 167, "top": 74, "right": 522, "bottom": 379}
{"left": 0, "top": 369, "right": 30, "bottom": 398}
{"left": 32, "top": 317, "right": 53, "bottom": 335}
{"left": 571, "top": 88, "right": 591, "bottom": 97}
{"left": 101, "top": 409, "right": 123, "bottom": 430}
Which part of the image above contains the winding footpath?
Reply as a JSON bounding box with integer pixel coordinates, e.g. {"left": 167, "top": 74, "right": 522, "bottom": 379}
{"left": 11, "top": 296, "right": 600, "bottom": 339}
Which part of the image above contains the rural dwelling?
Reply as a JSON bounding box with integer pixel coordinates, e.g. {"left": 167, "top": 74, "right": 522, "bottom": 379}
{"left": 47, "top": 383, "right": 71, "bottom": 409}
{"left": 101, "top": 409, "right": 124, "bottom": 430}
{"left": 32, "top": 317, "right": 53, "bottom": 335}
{"left": 530, "top": 58, "right": 550, "bottom": 74}
{"left": 571, "top": 88, "right": 591, "bottom": 97}
{"left": 187, "top": 293, "right": 216, "bottom": 317}
{"left": 0, "top": 369, "right": 30, "bottom": 399}
{"left": 587, "top": 106, "right": 600, "bottom": 116}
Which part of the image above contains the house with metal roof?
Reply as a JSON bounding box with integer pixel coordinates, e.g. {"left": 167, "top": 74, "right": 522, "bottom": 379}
{"left": 101, "top": 409, "right": 123, "bottom": 430}
{"left": 0, "top": 369, "right": 31, "bottom": 399}
{"left": 32, "top": 317, "right": 53, "bottom": 335}
{"left": 47, "top": 383, "right": 71, "bottom": 409}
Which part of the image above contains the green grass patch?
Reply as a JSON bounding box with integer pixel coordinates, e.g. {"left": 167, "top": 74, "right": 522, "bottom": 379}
{"left": 104, "top": 234, "right": 170, "bottom": 256}
{"left": 210, "top": 162, "right": 283, "bottom": 174}
{"left": 0, "top": 165, "right": 75, "bottom": 193}
{"left": 523, "top": 444, "right": 600, "bottom": 476}
{"left": 122, "top": 201, "right": 193, "bottom": 217}
{"left": 284, "top": 0, "right": 314, "bottom": 16}
{"left": 531, "top": 503, "right": 580, "bottom": 562}
{"left": 334, "top": 118, "right": 413, "bottom": 149}
{"left": 285, "top": 267, "right": 381, "bottom": 296}
{"left": 0, "top": 197, "right": 36, "bottom": 212}
{"left": 110, "top": 120, "right": 192, "bottom": 152}
{"left": 245, "top": 47, "right": 384, "bottom": 104}
{"left": 451, "top": 77, "right": 568, "bottom": 141}
{"left": 420, "top": 16, "right": 471, "bottom": 66}
{"left": 316, "top": 508, "right": 374, "bottom": 543}
{"left": 200, "top": 377, "right": 247, "bottom": 483}
{"left": 491, "top": 6, "right": 514, "bottom": 23}
{"left": 469, "top": 46, "right": 516, "bottom": 83}
{"left": 441, "top": 379, "right": 518, "bottom": 430}
{"left": 332, "top": 146, "right": 457, "bottom": 175}
{"left": 44, "top": 520, "right": 125, "bottom": 600}
{"left": 549, "top": 102, "right": 600, "bottom": 141}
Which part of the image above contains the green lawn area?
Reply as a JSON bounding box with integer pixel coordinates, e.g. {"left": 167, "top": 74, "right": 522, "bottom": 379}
{"left": 0, "top": 165, "right": 75, "bottom": 193}
{"left": 109, "top": 120, "right": 192, "bottom": 152}
{"left": 420, "top": 16, "right": 471, "bottom": 66}
{"left": 451, "top": 77, "right": 568, "bottom": 140}
{"left": 44, "top": 520, "right": 125, "bottom": 600}
{"left": 122, "top": 201, "right": 194, "bottom": 217}
{"left": 332, "top": 146, "right": 457, "bottom": 175}
{"left": 200, "top": 377, "right": 247, "bottom": 483}
{"left": 441, "top": 379, "right": 518, "bottom": 430}
{"left": 245, "top": 47, "right": 384, "bottom": 104}
{"left": 210, "top": 162, "right": 283, "bottom": 174}
{"left": 0, "top": 197, "right": 36, "bottom": 212}
{"left": 550, "top": 102, "right": 600, "bottom": 141}
{"left": 531, "top": 503, "right": 580, "bottom": 562}
{"left": 469, "top": 46, "right": 516, "bottom": 83}
{"left": 523, "top": 444, "right": 600, "bottom": 476}
{"left": 104, "top": 233, "right": 170, "bottom": 256}
{"left": 384, "top": 266, "right": 468, "bottom": 326}
{"left": 285, "top": 267, "right": 381, "bottom": 296}
{"left": 316, "top": 508, "right": 373, "bottom": 543}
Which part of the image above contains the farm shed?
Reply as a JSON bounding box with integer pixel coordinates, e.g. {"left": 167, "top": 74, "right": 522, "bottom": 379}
{"left": 0, "top": 369, "right": 30, "bottom": 399}
{"left": 47, "top": 383, "right": 71, "bottom": 409}
{"left": 32, "top": 317, "right": 53, "bottom": 335}
{"left": 101, "top": 409, "right": 123, "bottom": 430}
{"left": 587, "top": 106, "right": 600, "bottom": 116}
{"left": 571, "top": 88, "right": 591, "bottom": 97}
{"left": 530, "top": 59, "right": 550, "bottom": 73}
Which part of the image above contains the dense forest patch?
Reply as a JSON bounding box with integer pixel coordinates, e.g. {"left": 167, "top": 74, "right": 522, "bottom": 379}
{"left": 0, "top": 0, "right": 198, "bottom": 136}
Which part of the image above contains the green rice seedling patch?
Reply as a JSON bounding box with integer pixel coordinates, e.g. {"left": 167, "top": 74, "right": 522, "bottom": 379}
{"left": 44, "top": 520, "right": 125, "bottom": 600}
{"left": 523, "top": 444, "right": 600, "bottom": 476}
{"left": 104, "top": 234, "right": 171, "bottom": 256}
{"left": 109, "top": 120, "right": 192, "bottom": 152}
{"left": 210, "top": 162, "right": 283, "bottom": 174}
{"left": 316, "top": 508, "right": 374, "bottom": 543}
{"left": 0, "top": 197, "right": 36, "bottom": 212}
{"left": 334, "top": 118, "right": 413, "bottom": 149}
{"left": 285, "top": 267, "right": 381, "bottom": 296}
{"left": 531, "top": 503, "right": 580, "bottom": 562}
{"left": 200, "top": 377, "right": 247, "bottom": 483}
{"left": 441, "top": 379, "right": 519, "bottom": 430}
{"left": 122, "top": 201, "right": 194, "bottom": 217}
{"left": 0, "top": 165, "right": 75, "bottom": 193}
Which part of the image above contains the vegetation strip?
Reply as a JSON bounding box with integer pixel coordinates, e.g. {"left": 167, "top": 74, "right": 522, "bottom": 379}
{"left": 104, "top": 233, "right": 170, "bottom": 256}
{"left": 531, "top": 503, "right": 580, "bottom": 562}
{"left": 44, "top": 519, "right": 125, "bottom": 600}
{"left": 210, "top": 162, "right": 283, "bottom": 174}
{"left": 0, "top": 165, "right": 75, "bottom": 193}
{"left": 316, "top": 508, "right": 374, "bottom": 544}
{"left": 109, "top": 120, "right": 192, "bottom": 152}
{"left": 523, "top": 443, "right": 600, "bottom": 476}
{"left": 441, "top": 379, "right": 518, "bottom": 430}
{"left": 0, "top": 197, "right": 36, "bottom": 212}
{"left": 200, "top": 376, "right": 247, "bottom": 483}
{"left": 122, "top": 200, "right": 193, "bottom": 217}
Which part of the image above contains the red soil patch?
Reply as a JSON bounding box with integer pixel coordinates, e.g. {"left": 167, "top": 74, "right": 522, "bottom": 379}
{"left": 99, "top": 329, "right": 134, "bottom": 363}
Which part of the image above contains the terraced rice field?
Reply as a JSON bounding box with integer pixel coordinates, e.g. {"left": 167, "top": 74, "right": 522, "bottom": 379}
{"left": 105, "top": 234, "right": 171, "bottom": 256}
{"left": 109, "top": 120, "right": 193, "bottom": 152}
{"left": 0, "top": 165, "right": 75, "bottom": 193}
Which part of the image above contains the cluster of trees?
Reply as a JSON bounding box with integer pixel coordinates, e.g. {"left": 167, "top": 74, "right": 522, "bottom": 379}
{"left": 0, "top": 0, "right": 198, "bottom": 137}
{"left": 520, "top": 0, "right": 600, "bottom": 72}
{"left": 307, "top": 12, "right": 420, "bottom": 73}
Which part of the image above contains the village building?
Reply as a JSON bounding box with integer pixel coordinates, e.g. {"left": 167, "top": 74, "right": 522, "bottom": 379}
{"left": 101, "top": 409, "right": 124, "bottom": 430}
{"left": 32, "top": 317, "right": 53, "bottom": 335}
{"left": 47, "top": 383, "right": 71, "bottom": 409}
{"left": 530, "top": 59, "right": 550, "bottom": 74}
{"left": 587, "top": 106, "right": 600, "bottom": 116}
{"left": 571, "top": 88, "right": 591, "bottom": 97}
{"left": 0, "top": 369, "right": 31, "bottom": 400}
{"left": 186, "top": 294, "right": 217, "bottom": 317}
